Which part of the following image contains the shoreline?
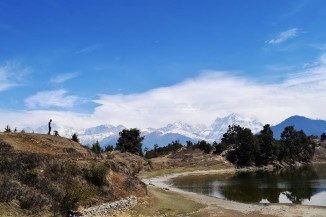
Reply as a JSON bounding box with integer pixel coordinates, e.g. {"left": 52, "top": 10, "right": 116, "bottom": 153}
{"left": 142, "top": 167, "right": 326, "bottom": 217}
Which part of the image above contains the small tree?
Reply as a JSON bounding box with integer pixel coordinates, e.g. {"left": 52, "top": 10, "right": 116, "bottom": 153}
{"left": 71, "top": 133, "right": 80, "bottom": 143}
{"left": 321, "top": 133, "right": 326, "bottom": 142}
{"left": 186, "top": 141, "right": 194, "bottom": 149}
{"left": 4, "top": 125, "right": 11, "bottom": 133}
{"left": 221, "top": 125, "right": 257, "bottom": 166}
{"left": 256, "top": 124, "right": 276, "bottom": 165}
{"left": 115, "top": 128, "right": 144, "bottom": 156}
{"left": 91, "top": 141, "right": 102, "bottom": 154}
{"left": 104, "top": 145, "right": 114, "bottom": 152}
{"left": 279, "top": 126, "right": 314, "bottom": 162}
{"left": 197, "top": 140, "right": 213, "bottom": 154}
{"left": 213, "top": 141, "right": 227, "bottom": 155}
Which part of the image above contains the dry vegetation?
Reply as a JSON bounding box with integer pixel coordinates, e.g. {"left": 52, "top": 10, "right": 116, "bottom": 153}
{"left": 0, "top": 132, "right": 147, "bottom": 217}
{"left": 312, "top": 140, "right": 326, "bottom": 163}
{"left": 141, "top": 147, "right": 234, "bottom": 178}
{"left": 1, "top": 132, "right": 325, "bottom": 217}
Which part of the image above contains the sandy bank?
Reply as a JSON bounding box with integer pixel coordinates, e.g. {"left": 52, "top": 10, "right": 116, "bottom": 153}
{"left": 142, "top": 168, "right": 326, "bottom": 217}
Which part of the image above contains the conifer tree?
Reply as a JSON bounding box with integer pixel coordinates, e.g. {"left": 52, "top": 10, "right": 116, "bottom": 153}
{"left": 4, "top": 125, "right": 11, "bottom": 133}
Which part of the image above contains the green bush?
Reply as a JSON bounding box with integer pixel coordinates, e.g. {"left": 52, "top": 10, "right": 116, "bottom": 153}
{"left": 84, "top": 164, "right": 109, "bottom": 187}
{"left": 21, "top": 170, "right": 38, "bottom": 186}
{"left": 61, "top": 183, "right": 91, "bottom": 214}
{"left": 91, "top": 140, "right": 102, "bottom": 154}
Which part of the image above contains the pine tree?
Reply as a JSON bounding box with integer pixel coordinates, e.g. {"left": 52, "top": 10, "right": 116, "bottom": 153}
{"left": 104, "top": 145, "right": 114, "bottom": 152}
{"left": 91, "top": 140, "right": 102, "bottom": 154}
{"left": 4, "top": 125, "right": 11, "bottom": 133}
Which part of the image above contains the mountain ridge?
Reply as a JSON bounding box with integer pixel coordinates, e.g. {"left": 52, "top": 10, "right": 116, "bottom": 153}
{"left": 23, "top": 114, "right": 264, "bottom": 148}
{"left": 22, "top": 114, "right": 326, "bottom": 149}
{"left": 271, "top": 115, "right": 326, "bottom": 139}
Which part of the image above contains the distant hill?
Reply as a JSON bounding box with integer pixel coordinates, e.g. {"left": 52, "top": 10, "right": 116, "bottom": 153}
{"left": 271, "top": 115, "right": 326, "bottom": 139}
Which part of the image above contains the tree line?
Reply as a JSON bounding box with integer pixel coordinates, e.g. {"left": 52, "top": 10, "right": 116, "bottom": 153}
{"left": 143, "top": 124, "right": 320, "bottom": 167}
{"left": 2, "top": 124, "right": 324, "bottom": 167}
{"left": 218, "top": 124, "right": 316, "bottom": 166}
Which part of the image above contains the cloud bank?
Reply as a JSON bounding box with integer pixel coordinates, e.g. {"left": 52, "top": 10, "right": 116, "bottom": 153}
{"left": 91, "top": 55, "right": 326, "bottom": 128}
{"left": 2, "top": 55, "right": 326, "bottom": 130}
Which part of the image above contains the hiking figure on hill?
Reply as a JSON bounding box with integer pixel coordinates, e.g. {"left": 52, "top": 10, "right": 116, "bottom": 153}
{"left": 48, "top": 119, "right": 52, "bottom": 135}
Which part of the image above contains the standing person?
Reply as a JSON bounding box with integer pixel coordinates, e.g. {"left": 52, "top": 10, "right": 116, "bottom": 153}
{"left": 48, "top": 119, "right": 52, "bottom": 135}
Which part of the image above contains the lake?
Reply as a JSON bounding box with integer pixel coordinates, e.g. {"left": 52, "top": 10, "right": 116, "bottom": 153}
{"left": 171, "top": 164, "right": 326, "bottom": 206}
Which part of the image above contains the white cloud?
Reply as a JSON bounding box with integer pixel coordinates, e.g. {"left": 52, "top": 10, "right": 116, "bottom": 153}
{"left": 90, "top": 55, "right": 326, "bottom": 128}
{"left": 0, "top": 61, "right": 30, "bottom": 91}
{"left": 2, "top": 55, "right": 326, "bottom": 130}
{"left": 267, "top": 28, "right": 299, "bottom": 44}
{"left": 50, "top": 72, "right": 78, "bottom": 84}
{"left": 25, "top": 89, "right": 80, "bottom": 109}
{"left": 75, "top": 44, "right": 102, "bottom": 54}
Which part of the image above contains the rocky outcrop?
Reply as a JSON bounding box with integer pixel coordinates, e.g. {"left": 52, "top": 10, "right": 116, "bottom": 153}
{"left": 69, "top": 196, "right": 137, "bottom": 217}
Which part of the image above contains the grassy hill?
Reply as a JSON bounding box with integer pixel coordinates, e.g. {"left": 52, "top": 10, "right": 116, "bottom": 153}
{"left": 0, "top": 132, "right": 147, "bottom": 217}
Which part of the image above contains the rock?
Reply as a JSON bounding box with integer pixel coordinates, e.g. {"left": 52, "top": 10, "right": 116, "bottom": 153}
{"left": 70, "top": 196, "right": 137, "bottom": 217}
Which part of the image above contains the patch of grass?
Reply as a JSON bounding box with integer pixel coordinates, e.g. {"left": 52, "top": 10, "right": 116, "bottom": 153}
{"left": 140, "top": 163, "right": 234, "bottom": 179}
{"left": 129, "top": 186, "right": 205, "bottom": 216}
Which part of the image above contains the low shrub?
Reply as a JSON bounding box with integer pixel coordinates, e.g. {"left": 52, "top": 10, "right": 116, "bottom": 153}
{"left": 84, "top": 164, "right": 109, "bottom": 187}
{"left": 61, "top": 183, "right": 92, "bottom": 213}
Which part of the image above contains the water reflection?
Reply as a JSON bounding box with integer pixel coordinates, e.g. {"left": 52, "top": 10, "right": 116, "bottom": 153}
{"left": 171, "top": 164, "right": 326, "bottom": 206}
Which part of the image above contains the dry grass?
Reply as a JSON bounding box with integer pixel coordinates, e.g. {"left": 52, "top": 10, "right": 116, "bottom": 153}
{"left": 0, "top": 133, "right": 147, "bottom": 216}
{"left": 125, "top": 186, "right": 205, "bottom": 216}
{"left": 140, "top": 147, "right": 234, "bottom": 179}
{"left": 123, "top": 187, "right": 277, "bottom": 217}
{"left": 0, "top": 132, "right": 91, "bottom": 158}
{"left": 191, "top": 207, "right": 277, "bottom": 217}
{"left": 140, "top": 163, "right": 234, "bottom": 179}
{"left": 313, "top": 145, "right": 326, "bottom": 163}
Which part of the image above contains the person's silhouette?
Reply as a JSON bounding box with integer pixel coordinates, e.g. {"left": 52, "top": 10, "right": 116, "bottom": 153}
{"left": 48, "top": 119, "right": 52, "bottom": 135}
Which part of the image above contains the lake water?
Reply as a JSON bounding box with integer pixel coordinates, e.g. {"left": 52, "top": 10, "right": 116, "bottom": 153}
{"left": 171, "top": 164, "right": 326, "bottom": 206}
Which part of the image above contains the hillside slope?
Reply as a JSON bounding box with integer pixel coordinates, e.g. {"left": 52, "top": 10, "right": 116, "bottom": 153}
{"left": 0, "top": 132, "right": 147, "bottom": 217}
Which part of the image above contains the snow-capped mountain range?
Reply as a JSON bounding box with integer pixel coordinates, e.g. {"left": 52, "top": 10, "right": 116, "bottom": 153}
{"left": 23, "top": 114, "right": 264, "bottom": 149}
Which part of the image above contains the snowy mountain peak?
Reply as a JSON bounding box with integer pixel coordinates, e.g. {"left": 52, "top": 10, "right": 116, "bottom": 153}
{"left": 207, "top": 114, "right": 263, "bottom": 142}
{"left": 159, "top": 121, "right": 194, "bottom": 133}
{"left": 83, "top": 124, "right": 125, "bottom": 135}
{"left": 211, "top": 114, "right": 262, "bottom": 130}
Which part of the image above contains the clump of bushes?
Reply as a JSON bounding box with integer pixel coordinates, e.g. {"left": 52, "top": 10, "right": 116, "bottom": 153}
{"left": 61, "top": 182, "right": 92, "bottom": 213}
{"left": 84, "top": 163, "right": 109, "bottom": 187}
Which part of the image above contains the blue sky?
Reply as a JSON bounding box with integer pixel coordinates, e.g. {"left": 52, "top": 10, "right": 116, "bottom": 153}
{"left": 1, "top": 0, "right": 326, "bottom": 129}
